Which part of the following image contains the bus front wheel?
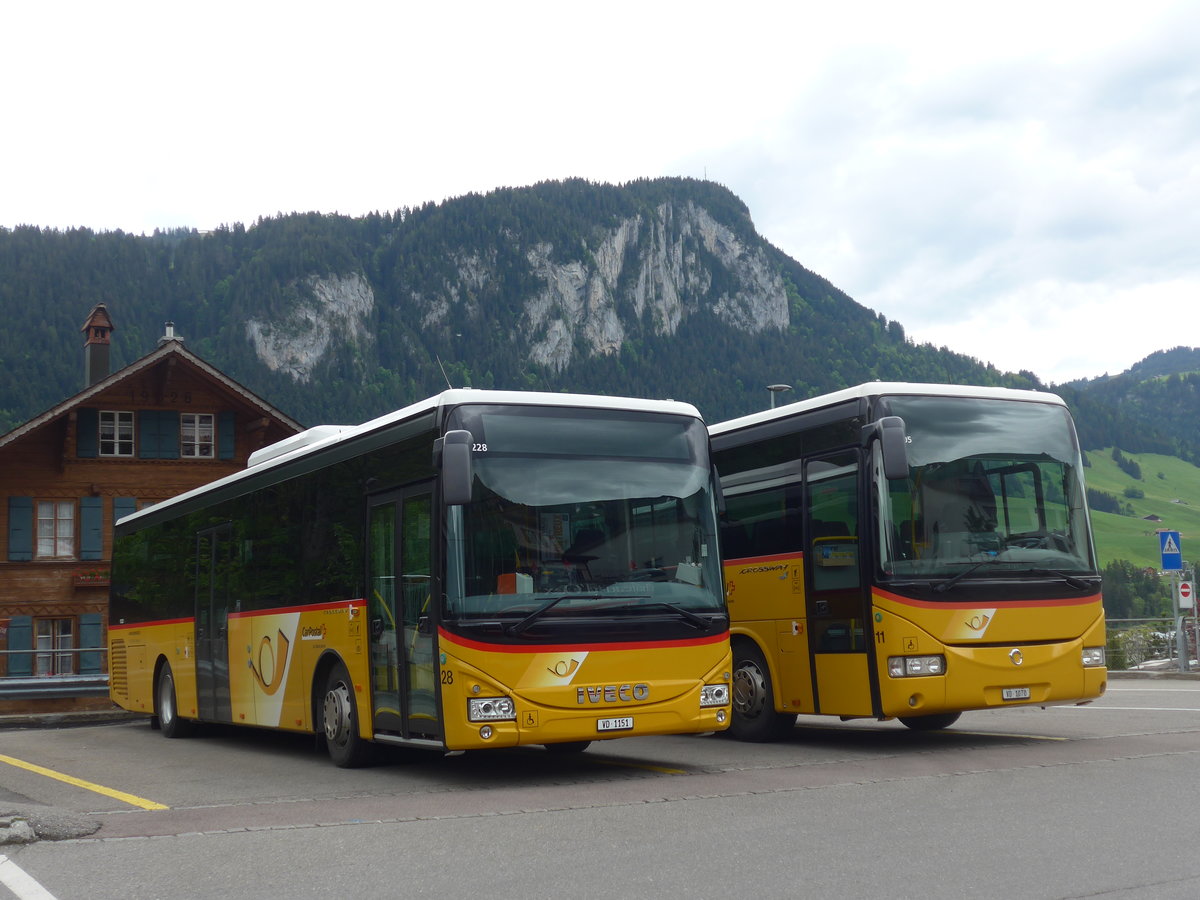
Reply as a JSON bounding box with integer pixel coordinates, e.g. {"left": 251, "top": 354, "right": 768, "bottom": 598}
{"left": 730, "top": 642, "right": 795, "bottom": 742}
{"left": 156, "top": 662, "right": 193, "bottom": 739}
{"left": 320, "top": 662, "right": 373, "bottom": 768}
{"left": 899, "top": 712, "right": 961, "bottom": 731}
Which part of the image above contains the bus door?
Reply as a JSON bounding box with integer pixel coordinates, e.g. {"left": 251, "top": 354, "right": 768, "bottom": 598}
{"left": 195, "top": 523, "right": 234, "bottom": 721}
{"left": 805, "top": 452, "right": 875, "bottom": 716}
{"left": 368, "top": 486, "right": 439, "bottom": 740}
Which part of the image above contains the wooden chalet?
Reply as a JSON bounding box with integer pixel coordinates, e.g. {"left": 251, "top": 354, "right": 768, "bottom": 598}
{"left": 0, "top": 305, "right": 301, "bottom": 699}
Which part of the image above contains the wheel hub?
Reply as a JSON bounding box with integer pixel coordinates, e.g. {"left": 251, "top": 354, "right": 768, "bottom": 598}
{"left": 732, "top": 662, "right": 767, "bottom": 719}
{"left": 323, "top": 681, "right": 352, "bottom": 745}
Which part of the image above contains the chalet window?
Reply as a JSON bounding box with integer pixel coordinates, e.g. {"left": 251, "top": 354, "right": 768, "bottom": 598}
{"left": 99, "top": 410, "right": 135, "bottom": 457}
{"left": 35, "top": 617, "right": 74, "bottom": 675}
{"left": 4, "top": 614, "right": 102, "bottom": 677}
{"left": 36, "top": 500, "right": 75, "bottom": 559}
{"left": 181, "top": 413, "right": 215, "bottom": 458}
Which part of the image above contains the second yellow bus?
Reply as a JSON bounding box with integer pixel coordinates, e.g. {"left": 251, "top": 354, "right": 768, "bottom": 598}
{"left": 710, "top": 382, "right": 1107, "bottom": 740}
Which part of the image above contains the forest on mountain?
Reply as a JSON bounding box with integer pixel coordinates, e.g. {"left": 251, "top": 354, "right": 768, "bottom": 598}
{"left": 2, "top": 177, "right": 1197, "bottom": 617}
{"left": 0, "top": 177, "right": 1034, "bottom": 434}
{"left": 2, "top": 176, "right": 1195, "bottom": 462}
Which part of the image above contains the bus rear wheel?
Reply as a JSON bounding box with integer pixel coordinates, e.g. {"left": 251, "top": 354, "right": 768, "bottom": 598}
{"left": 320, "top": 662, "right": 373, "bottom": 768}
{"left": 899, "top": 712, "right": 961, "bottom": 731}
{"left": 730, "top": 642, "right": 795, "bottom": 742}
{"left": 156, "top": 662, "right": 193, "bottom": 739}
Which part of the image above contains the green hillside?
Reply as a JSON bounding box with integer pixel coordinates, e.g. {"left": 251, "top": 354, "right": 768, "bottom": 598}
{"left": 1085, "top": 448, "right": 1200, "bottom": 570}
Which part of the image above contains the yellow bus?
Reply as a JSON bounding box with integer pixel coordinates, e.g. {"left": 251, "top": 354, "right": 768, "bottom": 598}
{"left": 709, "top": 382, "right": 1106, "bottom": 740}
{"left": 109, "top": 390, "right": 731, "bottom": 765}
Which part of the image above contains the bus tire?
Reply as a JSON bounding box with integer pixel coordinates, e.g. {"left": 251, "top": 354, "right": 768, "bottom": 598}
{"left": 729, "top": 641, "right": 795, "bottom": 742}
{"left": 320, "top": 661, "right": 373, "bottom": 768}
{"left": 543, "top": 741, "right": 591, "bottom": 753}
{"left": 156, "top": 662, "right": 193, "bottom": 739}
{"left": 899, "top": 712, "right": 961, "bottom": 731}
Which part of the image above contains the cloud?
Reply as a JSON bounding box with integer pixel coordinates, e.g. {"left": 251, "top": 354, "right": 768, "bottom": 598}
{"left": 3, "top": 0, "right": 1198, "bottom": 384}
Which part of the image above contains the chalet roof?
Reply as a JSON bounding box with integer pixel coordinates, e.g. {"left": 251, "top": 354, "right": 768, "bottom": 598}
{"left": 0, "top": 339, "right": 302, "bottom": 451}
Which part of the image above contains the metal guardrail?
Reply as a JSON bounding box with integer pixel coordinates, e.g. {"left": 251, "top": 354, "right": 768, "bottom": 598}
{"left": 0, "top": 646, "right": 109, "bottom": 699}
{"left": 0, "top": 674, "right": 109, "bottom": 700}
{"left": 1107, "top": 618, "right": 1199, "bottom": 672}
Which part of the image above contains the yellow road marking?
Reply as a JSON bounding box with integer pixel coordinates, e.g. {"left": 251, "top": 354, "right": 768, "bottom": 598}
{"left": 593, "top": 759, "right": 688, "bottom": 775}
{"left": 950, "top": 730, "right": 1068, "bottom": 741}
{"left": 0, "top": 754, "right": 168, "bottom": 810}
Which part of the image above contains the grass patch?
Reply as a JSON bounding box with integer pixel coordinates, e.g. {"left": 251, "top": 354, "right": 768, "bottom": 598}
{"left": 1085, "top": 448, "right": 1200, "bottom": 569}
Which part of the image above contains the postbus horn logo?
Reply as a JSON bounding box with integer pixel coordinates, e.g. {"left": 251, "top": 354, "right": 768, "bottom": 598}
{"left": 249, "top": 629, "right": 291, "bottom": 695}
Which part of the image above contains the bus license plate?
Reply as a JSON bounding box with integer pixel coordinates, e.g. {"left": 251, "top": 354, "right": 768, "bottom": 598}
{"left": 1002, "top": 687, "right": 1031, "bottom": 701}
{"left": 597, "top": 716, "right": 634, "bottom": 732}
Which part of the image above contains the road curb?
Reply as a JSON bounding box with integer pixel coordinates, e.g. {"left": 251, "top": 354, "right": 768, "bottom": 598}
{"left": 0, "top": 709, "right": 147, "bottom": 730}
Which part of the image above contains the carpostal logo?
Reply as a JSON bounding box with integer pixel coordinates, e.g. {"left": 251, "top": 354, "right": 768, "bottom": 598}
{"left": 739, "top": 564, "right": 789, "bottom": 575}
{"left": 301, "top": 624, "right": 328, "bottom": 641}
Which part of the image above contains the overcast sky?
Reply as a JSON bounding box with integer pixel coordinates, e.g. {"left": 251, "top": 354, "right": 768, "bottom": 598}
{"left": 4, "top": 1, "right": 1197, "bottom": 386}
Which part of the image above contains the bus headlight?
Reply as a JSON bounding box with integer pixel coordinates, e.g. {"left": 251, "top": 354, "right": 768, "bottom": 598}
{"left": 888, "top": 655, "right": 946, "bottom": 677}
{"left": 468, "top": 697, "right": 516, "bottom": 721}
{"left": 1082, "top": 646, "right": 1106, "bottom": 667}
{"left": 700, "top": 684, "right": 730, "bottom": 707}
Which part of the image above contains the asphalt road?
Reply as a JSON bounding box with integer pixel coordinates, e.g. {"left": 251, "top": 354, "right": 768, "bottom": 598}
{"left": 2, "top": 675, "right": 1199, "bottom": 899}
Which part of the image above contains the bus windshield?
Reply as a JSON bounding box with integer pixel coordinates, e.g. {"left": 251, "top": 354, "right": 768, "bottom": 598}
{"left": 877, "top": 396, "right": 1097, "bottom": 583}
{"left": 443, "top": 405, "right": 725, "bottom": 628}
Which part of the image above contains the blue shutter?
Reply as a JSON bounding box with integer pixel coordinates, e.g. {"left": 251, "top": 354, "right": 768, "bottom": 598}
{"left": 113, "top": 497, "right": 137, "bottom": 525}
{"left": 79, "top": 613, "right": 103, "bottom": 674}
{"left": 160, "top": 411, "right": 180, "bottom": 460}
{"left": 7, "top": 615, "right": 33, "bottom": 676}
{"left": 139, "top": 410, "right": 180, "bottom": 458}
{"left": 80, "top": 496, "right": 103, "bottom": 560}
{"left": 77, "top": 408, "right": 98, "bottom": 458}
{"left": 218, "top": 411, "right": 236, "bottom": 459}
{"left": 7, "top": 496, "right": 33, "bottom": 561}
{"left": 138, "top": 410, "right": 159, "bottom": 459}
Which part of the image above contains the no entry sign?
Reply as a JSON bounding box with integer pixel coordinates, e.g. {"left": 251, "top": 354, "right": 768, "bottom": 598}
{"left": 1180, "top": 581, "right": 1194, "bottom": 610}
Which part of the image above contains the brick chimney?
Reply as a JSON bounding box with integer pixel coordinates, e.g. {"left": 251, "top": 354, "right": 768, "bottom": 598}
{"left": 81, "top": 303, "right": 114, "bottom": 387}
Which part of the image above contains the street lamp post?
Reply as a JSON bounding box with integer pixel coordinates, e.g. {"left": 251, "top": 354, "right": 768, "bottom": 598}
{"left": 767, "top": 383, "right": 793, "bottom": 409}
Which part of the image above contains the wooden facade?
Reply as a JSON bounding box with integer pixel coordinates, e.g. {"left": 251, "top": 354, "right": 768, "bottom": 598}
{"left": 0, "top": 307, "right": 301, "bottom": 686}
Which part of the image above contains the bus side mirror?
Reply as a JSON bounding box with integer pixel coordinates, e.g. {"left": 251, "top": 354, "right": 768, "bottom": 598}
{"left": 439, "top": 429, "right": 474, "bottom": 506}
{"left": 863, "top": 416, "right": 909, "bottom": 481}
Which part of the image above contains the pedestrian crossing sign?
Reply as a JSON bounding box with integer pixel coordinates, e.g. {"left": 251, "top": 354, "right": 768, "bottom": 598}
{"left": 1159, "top": 531, "right": 1182, "bottom": 571}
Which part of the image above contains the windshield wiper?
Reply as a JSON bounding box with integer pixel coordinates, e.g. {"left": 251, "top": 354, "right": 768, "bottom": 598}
{"left": 506, "top": 593, "right": 574, "bottom": 635}
{"left": 626, "top": 601, "right": 717, "bottom": 630}
{"left": 933, "top": 554, "right": 1002, "bottom": 593}
{"left": 934, "top": 553, "right": 1096, "bottom": 594}
{"left": 506, "top": 593, "right": 648, "bottom": 635}
{"left": 1031, "top": 568, "right": 1094, "bottom": 590}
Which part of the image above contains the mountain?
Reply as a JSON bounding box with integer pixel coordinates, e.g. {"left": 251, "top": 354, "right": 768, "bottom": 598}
{"left": 0, "top": 177, "right": 1040, "bottom": 433}
{"left": 1058, "top": 349, "right": 1200, "bottom": 467}
{"left": 0, "top": 175, "right": 1193, "bottom": 467}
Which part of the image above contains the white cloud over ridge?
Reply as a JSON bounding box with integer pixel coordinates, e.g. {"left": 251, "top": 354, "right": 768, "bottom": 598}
{"left": 3, "top": 0, "right": 1198, "bottom": 385}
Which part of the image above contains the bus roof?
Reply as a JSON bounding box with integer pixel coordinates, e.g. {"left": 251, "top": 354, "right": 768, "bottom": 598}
{"left": 117, "top": 389, "right": 703, "bottom": 528}
{"left": 709, "top": 381, "right": 1067, "bottom": 438}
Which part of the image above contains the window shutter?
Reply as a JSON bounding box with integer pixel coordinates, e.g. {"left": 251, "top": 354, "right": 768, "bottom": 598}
{"left": 219, "top": 411, "right": 236, "bottom": 459}
{"left": 79, "top": 613, "right": 103, "bottom": 674}
{"left": 80, "top": 496, "right": 104, "bottom": 560}
{"left": 138, "top": 410, "right": 160, "bottom": 459}
{"left": 160, "top": 411, "right": 180, "bottom": 460}
{"left": 113, "top": 497, "right": 137, "bottom": 525}
{"left": 7, "top": 615, "right": 33, "bottom": 676}
{"left": 77, "top": 408, "right": 99, "bottom": 458}
{"left": 7, "top": 496, "right": 33, "bottom": 561}
{"left": 139, "top": 410, "right": 180, "bottom": 458}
